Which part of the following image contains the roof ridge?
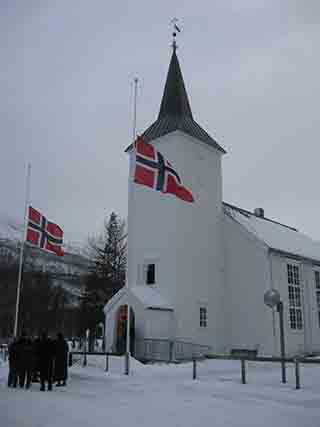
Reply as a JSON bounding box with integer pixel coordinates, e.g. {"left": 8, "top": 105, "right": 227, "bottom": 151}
{"left": 223, "top": 202, "right": 298, "bottom": 232}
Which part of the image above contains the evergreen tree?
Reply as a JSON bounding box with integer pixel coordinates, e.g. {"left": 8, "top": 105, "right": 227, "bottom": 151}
{"left": 92, "top": 212, "right": 127, "bottom": 285}
{"left": 79, "top": 212, "right": 127, "bottom": 348}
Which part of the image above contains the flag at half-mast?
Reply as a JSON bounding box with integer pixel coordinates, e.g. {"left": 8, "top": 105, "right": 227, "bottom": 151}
{"left": 133, "top": 136, "right": 194, "bottom": 203}
{"left": 26, "top": 206, "right": 64, "bottom": 256}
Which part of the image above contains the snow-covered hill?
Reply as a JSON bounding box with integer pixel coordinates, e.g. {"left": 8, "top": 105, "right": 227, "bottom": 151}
{"left": 0, "top": 214, "right": 21, "bottom": 243}
{"left": 0, "top": 214, "right": 89, "bottom": 258}
{"left": 0, "top": 215, "right": 90, "bottom": 303}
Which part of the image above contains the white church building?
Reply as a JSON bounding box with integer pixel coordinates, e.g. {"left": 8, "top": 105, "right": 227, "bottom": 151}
{"left": 104, "top": 44, "right": 320, "bottom": 358}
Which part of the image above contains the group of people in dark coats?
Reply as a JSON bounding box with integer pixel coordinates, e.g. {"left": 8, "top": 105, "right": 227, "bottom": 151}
{"left": 8, "top": 331, "right": 69, "bottom": 391}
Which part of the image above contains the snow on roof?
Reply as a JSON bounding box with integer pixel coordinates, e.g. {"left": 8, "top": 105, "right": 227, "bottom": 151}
{"left": 224, "top": 203, "right": 320, "bottom": 263}
{"left": 131, "top": 285, "right": 174, "bottom": 310}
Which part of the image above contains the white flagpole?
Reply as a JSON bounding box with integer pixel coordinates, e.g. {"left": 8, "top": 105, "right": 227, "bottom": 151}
{"left": 14, "top": 163, "right": 31, "bottom": 337}
{"left": 125, "top": 77, "right": 138, "bottom": 375}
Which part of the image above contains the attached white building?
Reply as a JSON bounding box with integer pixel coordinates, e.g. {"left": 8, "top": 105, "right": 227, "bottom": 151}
{"left": 104, "top": 45, "right": 320, "bottom": 357}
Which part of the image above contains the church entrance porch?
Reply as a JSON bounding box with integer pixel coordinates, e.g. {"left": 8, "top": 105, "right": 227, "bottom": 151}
{"left": 115, "top": 305, "right": 135, "bottom": 355}
{"left": 104, "top": 286, "right": 175, "bottom": 355}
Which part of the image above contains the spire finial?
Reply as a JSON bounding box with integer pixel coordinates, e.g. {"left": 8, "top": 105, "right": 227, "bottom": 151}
{"left": 171, "top": 18, "right": 181, "bottom": 51}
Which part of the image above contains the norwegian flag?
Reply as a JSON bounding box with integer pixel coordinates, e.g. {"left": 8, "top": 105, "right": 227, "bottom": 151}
{"left": 26, "top": 206, "right": 64, "bottom": 256}
{"left": 134, "top": 136, "right": 194, "bottom": 203}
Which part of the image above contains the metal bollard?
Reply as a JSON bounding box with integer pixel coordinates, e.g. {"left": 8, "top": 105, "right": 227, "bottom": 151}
{"left": 169, "top": 341, "right": 174, "bottom": 362}
{"left": 124, "top": 352, "right": 130, "bottom": 375}
{"left": 68, "top": 352, "right": 73, "bottom": 367}
{"left": 105, "top": 354, "right": 109, "bottom": 372}
{"left": 241, "top": 359, "right": 246, "bottom": 384}
{"left": 193, "top": 359, "right": 197, "bottom": 380}
{"left": 295, "top": 358, "right": 300, "bottom": 390}
{"left": 83, "top": 350, "right": 87, "bottom": 367}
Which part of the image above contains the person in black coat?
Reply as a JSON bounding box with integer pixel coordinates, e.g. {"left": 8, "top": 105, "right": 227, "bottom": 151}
{"left": 32, "top": 335, "right": 41, "bottom": 382}
{"left": 16, "top": 333, "right": 35, "bottom": 389}
{"left": 7, "top": 338, "right": 19, "bottom": 388}
{"left": 54, "top": 333, "right": 69, "bottom": 386}
{"left": 38, "top": 331, "right": 54, "bottom": 391}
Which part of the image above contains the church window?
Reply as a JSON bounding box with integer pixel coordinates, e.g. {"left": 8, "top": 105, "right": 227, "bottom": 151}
{"left": 315, "top": 271, "right": 320, "bottom": 289}
{"left": 287, "top": 264, "right": 303, "bottom": 330}
{"left": 200, "top": 307, "right": 207, "bottom": 327}
{"left": 314, "top": 271, "right": 320, "bottom": 327}
{"left": 146, "top": 263, "right": 155, "bottom": 285}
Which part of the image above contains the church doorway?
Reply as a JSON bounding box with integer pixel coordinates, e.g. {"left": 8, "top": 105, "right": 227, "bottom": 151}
{"left": 115, "top": 305, "right": 135, "bottom": 355}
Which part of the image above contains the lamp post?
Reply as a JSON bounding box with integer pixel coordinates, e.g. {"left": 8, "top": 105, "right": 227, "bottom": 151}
{"left": 264, "top": 289, "right": 286, "bottom": 383}
{"left": 83, "top": 328, "right": 90, "bottom": 367}
{"left": 98, "top": 322, "right": 105, "bottom": 351}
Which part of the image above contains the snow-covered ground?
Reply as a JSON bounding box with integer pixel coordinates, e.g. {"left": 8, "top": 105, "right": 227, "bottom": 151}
{"left": 1, "top": 355, "right": 319, "bottom": 427}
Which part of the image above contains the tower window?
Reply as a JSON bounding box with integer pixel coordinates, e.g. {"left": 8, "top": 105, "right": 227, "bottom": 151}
{"left": 200, "top": 307, "right": 207, "bottom": 327}
{"left": 146, "top": 264, "right": 155, "bottom": 285}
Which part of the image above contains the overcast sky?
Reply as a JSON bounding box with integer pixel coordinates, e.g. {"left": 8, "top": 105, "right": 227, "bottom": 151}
{"left": 1, "top": 1, "right": 319, "bottom": 244}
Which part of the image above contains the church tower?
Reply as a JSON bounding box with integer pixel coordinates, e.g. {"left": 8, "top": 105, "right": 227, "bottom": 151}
{"left": 125, "top": 42, "right": 227, "bottom": 351}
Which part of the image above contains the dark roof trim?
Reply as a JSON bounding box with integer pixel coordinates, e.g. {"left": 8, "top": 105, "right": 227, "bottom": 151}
{"left": 125, "top": 121, "right": 226, "bottom": 154}
{"left": 223, "top": 202, "right": 298, "bottom": 232}
{"left": 269, "top": 247, "right": 320, "bottom": 267}
{"left": 147, "top": 306, "right": 174, "bottom": 312}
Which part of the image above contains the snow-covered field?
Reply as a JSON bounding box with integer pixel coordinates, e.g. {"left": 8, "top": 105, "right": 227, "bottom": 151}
{"left": 1, "top": 355, "right": 319, "bottom": 427}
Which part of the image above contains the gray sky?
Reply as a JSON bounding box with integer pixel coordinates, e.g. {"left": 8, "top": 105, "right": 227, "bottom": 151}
{"left": 1, "top": 1, "right": 320, "bottom": 244}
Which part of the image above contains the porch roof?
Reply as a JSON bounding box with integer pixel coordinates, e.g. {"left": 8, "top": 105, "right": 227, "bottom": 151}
{"left": 131, "top": 286, "right": 174, "bottom": 311}
{"left": 104, "top": 285, "right": 174, "bottom": 314}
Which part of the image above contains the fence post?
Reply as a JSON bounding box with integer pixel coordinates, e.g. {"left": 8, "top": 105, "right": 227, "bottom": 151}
{"left": 277, "top": 302, "right": 287, "bottom": 384}
{"left": 124, "top": 352, "right": 130, "bottom": 375}
{"left": 193, "top": 359, "right": 197, "bottom": 380}
{"left": 295, "top": 358, "right": 300, "bottom": 390}
{"left": 105, "top": 354, "right": 109, "bottom": 372}
{"left": 83, "top": 348, "right": 87, "bottom": 367}
{"left": 169, "top": 341, "right": 174, "bottom": 362}
{"left": 241, "top": 358, "right": 246, "bottom": 384}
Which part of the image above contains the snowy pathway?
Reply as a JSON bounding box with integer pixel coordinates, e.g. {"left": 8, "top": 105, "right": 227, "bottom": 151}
{"left": 1, "top": 356, "right": 319, "bottom": 427}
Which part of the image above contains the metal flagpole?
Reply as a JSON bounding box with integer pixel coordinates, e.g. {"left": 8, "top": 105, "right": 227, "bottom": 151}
{"left": 14, "top": 163, "right": 31, "bottom": 337}
{"left": 125, "top": 77, "right": 138, "bottom": 375}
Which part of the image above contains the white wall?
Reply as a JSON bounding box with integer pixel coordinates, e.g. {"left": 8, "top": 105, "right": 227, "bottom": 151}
{"left": 304, "top": 264, "right": 320, "bottom": 353}
{"left": 271, "top": 255, "right": 320, "bottom": 355}
{"left": 126, "top": 130, "right": 226, "bottom": 350}
{"left": 145, "top": 309, "right": 175, "bottom": 339}
{"left": 223, "top": 214, "right": 275, "bottom": 355}
{"left": 271, "top": 255, "right": 306, "bottom": 355}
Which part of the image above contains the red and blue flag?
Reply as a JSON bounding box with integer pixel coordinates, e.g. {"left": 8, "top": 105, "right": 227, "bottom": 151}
{"left": 26, "top": 206, "right": 64, "bottom": 256}
{"left": 134, "top": 136, "right": 194, "bottom": 203}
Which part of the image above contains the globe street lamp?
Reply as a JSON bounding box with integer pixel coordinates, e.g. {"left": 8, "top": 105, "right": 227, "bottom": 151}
{"left": 264, "top": 289, "right": 286, "bottom": 383}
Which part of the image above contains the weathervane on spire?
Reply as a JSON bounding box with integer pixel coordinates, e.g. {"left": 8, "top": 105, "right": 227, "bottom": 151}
{"left": 170, "top": 18, "right": 181, "bottom": 51}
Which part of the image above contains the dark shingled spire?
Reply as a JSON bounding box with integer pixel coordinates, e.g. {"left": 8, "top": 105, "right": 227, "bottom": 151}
{"left": 126, "top": 46, "right": 226, "bottom": 154}
{"left": 158, "top": 46, "right": 193, "bottom": 119}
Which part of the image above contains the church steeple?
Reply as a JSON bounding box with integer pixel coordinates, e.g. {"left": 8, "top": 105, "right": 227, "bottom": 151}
{"left": 158, "top": 46, "right": 193, "bottom": 120}
{"left": 126, "top": 42, "right": 226, "bottom": 154}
